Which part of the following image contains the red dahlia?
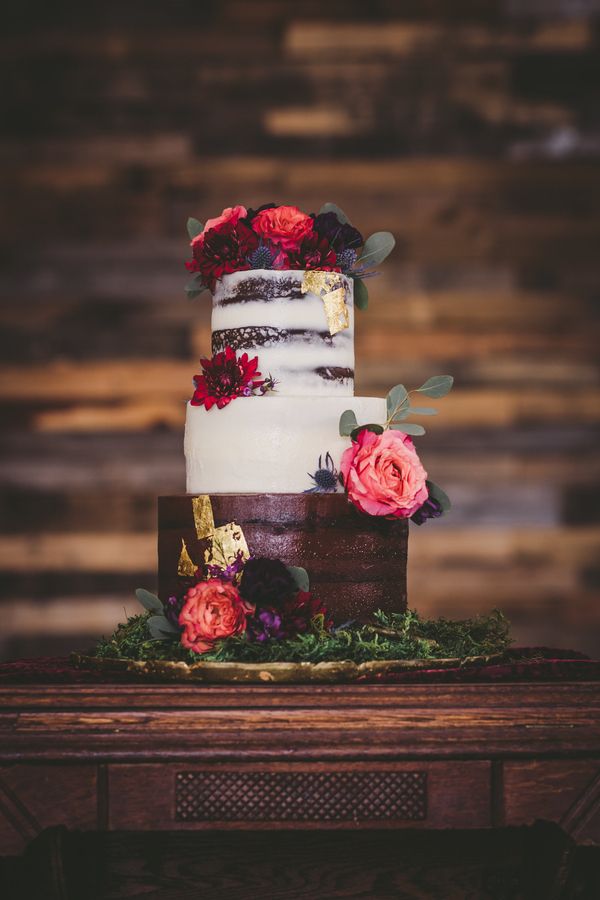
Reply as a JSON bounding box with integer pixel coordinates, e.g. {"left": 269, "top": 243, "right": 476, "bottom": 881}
{"left": 191, "top": 346, "right": 264, "bottom": 410}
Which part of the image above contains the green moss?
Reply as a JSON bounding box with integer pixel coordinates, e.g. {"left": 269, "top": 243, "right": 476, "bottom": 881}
{"left": 92, "top": 608, "right": 512, "bottom": 665}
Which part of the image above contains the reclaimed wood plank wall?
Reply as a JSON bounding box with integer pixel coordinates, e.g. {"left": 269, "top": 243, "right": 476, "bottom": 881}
{"left": 1, "top": 1, "right": 599, "bottom": 658}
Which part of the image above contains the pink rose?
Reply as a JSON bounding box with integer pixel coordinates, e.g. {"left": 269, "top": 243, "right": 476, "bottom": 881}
{"left": 178, "top": 578, "right": 254, "bottom": 654}
{"left": 340, "top": 428, "right": 428, "bottom": 518}
{"left": 190, "top": 205, "right": 247, "bottom": 250}
{"left": 251, "top": 205, "right": 314, "bottom": 251}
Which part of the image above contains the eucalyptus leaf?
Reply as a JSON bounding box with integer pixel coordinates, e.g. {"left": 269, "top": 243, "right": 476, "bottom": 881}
{"left": 356, "top": 231, "right": 395, "bottom": 268}
{"left": 339, "top": 409, "right": 358, "bottom": 436}
{"left": 350, "top": 423, "right": 384, "bottom": 442}
{"left": 287, "top": 565, "right": 310, "bottom": 592}
{"left": 386, "top": 383, "right": 408, "bottom": 416}
{"left": 352, "top": 277, "right": 369, "bottom": 310}
{"left": 135, "top": 588, "right": 163, "bottom": 614}
{"left": 147, "top": 615, "right": 179, "bottom": 640}
{"left": 416, "top": 375, "right": 454, "bottom": 399}
{"left": 187, "top": 217, "right": 204, "bottom": 239}
{"left": 427, "top": 480, "right": 452, "bottom": 512}
{"left": 389, "top": 422, "right": 426, "bottom": 436}
{"left": 318, "top": 202, "right": 350, "bottom": 224}
{"left": 185, "top": 275, "right": 208, "bottom": 299}
{"left": 406, "top": 406, "right": 438, "bottom": 416}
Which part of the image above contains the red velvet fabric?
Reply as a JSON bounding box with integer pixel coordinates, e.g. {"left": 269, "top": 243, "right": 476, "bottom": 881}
{"left": 0, "top": 649, "right": 598, "bottom": 684}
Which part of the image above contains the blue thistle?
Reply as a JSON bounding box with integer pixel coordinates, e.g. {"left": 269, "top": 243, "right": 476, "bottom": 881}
{"left": 336, "top": 248, "right": 358, "bottom": 273}
{"left": 247, "top": 242, "right": 276, "bottom": 270}
{"left": 305, "top": 453, "right": 340, "bottom": 493}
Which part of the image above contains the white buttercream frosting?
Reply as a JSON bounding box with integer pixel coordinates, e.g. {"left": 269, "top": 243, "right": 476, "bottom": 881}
{"left": 185, "top": 395, "right": 386, "bottom": 494}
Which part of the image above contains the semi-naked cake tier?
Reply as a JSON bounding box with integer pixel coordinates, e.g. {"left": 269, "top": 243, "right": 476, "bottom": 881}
{"left": 185, "top": 395, "right": 386, "bottom": 493}
{"left": 211, "top": 269, "right": 354, "bottom": 396}
{"left": 158, "top": 494, "right": 408, "bottom": 622}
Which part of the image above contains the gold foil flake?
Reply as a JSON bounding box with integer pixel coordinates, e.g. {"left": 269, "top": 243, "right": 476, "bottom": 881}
{"left": 204, "top": 521, "right": 250, "bottom": 571}
{"left": 301, "top": 270, "right": 349, "bottom": 336}
{"left": 191, "top": 494, "right": 215, "bottom": 540}
{"left": 322, "top": 287, "right": 350, "bottom": 335}
{"left": 301, "top": 270, "right": 342, "bottom": 298}
{"left": 177, "top": 538, "right": 199, "bottom": 577}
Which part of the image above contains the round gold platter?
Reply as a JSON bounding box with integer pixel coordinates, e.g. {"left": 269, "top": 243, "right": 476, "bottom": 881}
{"left": 71, "top": 652, "right": 503, "bottom": 684}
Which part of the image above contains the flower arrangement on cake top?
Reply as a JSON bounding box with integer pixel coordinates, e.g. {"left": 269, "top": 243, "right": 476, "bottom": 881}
{"left": 184, "top": 201, "right": 394, "bottom": 309}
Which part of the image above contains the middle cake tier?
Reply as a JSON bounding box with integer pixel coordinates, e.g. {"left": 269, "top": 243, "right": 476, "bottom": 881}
{"left": 211, "top": 269, "right": 355, "bottom": 396}
{"left": 185, "top": 395, "right": 386, "bottom": 494}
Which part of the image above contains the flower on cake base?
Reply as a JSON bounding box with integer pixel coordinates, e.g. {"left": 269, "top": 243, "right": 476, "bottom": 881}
{"left": 340, "top": 428, "right": 428, "bottom": 518}
{"left": 178, "top": 578, "right": 254, "bottom": 654}
{"left": 239, "top": 557, "right": 297, "bottom": 609}
{"left": 410, "top": 485, "right": 444, "bottom": 526}
{"left": 191, "top": 346, "right": 264, "bottom": 410}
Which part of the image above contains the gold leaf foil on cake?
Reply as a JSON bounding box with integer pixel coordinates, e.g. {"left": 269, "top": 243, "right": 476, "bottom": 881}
{"left": 301, "top": 270, "right": 349, "bottom": 336}
{"left": 322, "top": 287, "right": 350, "bottom": 335}
{"left": 177, "top": 538, "right": 199, "bottom": 577}
{"left": 301, "top": 270, "right": 341, "bottom": 297}
{"left": 191, "top": 494, "right": 215, "bottom": 540}
{"left": 204, "top": 521, "right": 250, "bottom": 571}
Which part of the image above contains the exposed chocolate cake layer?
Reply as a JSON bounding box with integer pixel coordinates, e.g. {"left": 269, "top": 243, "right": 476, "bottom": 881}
{"left": 214, "top": 274, "right": 305, "bottom": 305}
{"left": 212, "top": 326, "right": 336, "bottom": 353}
{"left": 316, "top": 366, "right": 354, "bottom": 382}
{"left": 158, "top": 494, "right": 408, "bottom": 623}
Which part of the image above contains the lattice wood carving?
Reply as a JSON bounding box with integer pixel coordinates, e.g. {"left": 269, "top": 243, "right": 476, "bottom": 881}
{"left": 175, "top": 770, "right": 427, "bottom": 823}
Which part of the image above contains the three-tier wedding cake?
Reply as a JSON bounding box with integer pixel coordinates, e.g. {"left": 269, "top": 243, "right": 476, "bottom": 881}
{"left": 156, "top": 203, "right": 452, "bottom": 646}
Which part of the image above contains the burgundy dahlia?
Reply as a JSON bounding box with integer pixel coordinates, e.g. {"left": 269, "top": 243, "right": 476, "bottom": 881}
{"left": 186, "top": 219, "right": 259, "bottom": 290}
{"left": 239, "top": 557, "right": 297, "bottom": 610}
{"left": 285, "top": 231, "right": 338, "bottom": 271}
{"left": 191, "top": 346, "right": 264, "bottom": 410}
{"left": 281, "top": 590, "right": 333, "bottom": 636}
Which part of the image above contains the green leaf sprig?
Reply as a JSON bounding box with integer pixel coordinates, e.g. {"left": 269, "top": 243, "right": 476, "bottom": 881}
{"left": 339, "top": 374, "right": 453, "bottom": 439}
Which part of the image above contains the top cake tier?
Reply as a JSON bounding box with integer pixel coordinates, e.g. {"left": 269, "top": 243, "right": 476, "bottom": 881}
{"left": 210, "top": 270, "right": 354, "bottom": 396}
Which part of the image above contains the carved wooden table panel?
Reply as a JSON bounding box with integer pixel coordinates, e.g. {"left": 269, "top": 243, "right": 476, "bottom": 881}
{"left": 1, "top": 681, "right": 599, "bottom": 855}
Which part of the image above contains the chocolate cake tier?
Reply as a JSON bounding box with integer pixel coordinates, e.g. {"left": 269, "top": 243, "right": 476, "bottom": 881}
{"left": 158, "top": 494, "right": 407, "bottom": 623}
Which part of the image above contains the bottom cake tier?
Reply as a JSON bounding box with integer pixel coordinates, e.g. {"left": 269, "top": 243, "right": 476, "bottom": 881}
{"left": 158, "top": 493, "right": 407, "bottom": 623}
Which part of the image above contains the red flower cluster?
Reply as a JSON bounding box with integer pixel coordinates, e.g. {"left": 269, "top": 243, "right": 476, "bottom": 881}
{"left": 186, "top": 203, "right": 363, "bottom": 291}
{"left": 191, "top": 346, "right": 264, "bottom": 410}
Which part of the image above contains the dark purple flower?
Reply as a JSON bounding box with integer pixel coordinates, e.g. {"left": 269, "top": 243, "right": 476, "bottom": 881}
{"left": 205, "top": 549, "right": 249, "bottom": 582}
{"left": 312, "top": 211, "right": 363, "bottom": 253}
{"left": 305, "top": 452, "right": 339, "bottom": 493}
{"left": 246, "top": 607, "right": 285, "bottom": 642}
{"left": 239, "top": 557, "right": 297, "bottom": 609}
{"left": 164, "top": 595, "right": 184, "bottom": 628}
{"left": 410, "top": 489, "right": 444, "bottom": 526}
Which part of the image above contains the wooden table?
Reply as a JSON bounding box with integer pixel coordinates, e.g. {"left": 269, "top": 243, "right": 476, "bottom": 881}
{"left": 1, "top": 680, "right": 599, "bottom": 853}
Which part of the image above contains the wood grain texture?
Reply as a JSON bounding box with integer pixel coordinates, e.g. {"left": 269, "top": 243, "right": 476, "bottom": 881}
{"left": 1, "top": 680, "right": 599, "bottom": 852}
{"left": 1, "top": 1, "right": 600, "bottom": 659}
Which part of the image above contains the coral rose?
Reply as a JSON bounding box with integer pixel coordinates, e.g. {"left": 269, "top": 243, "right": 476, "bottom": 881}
{"left": 251, "top": 205, "right": 314, "bottom": 251}
{"left": 340, "top": 428, "right": 428, "bottom": 518}
{"left": 178, "top": 579, "right": 254, "bottom": 654}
